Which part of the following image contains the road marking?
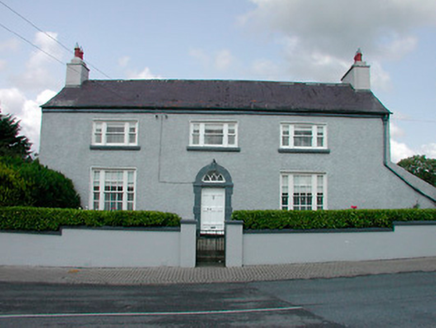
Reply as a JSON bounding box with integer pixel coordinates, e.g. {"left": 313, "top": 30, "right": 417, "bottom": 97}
{"left": 0, "top": 306, "right": 303, "bottom": 319}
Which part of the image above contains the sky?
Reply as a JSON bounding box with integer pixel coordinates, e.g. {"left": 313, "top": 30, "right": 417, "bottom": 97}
{"left": 0, "top": 0, "right": 435, "bottom": 162}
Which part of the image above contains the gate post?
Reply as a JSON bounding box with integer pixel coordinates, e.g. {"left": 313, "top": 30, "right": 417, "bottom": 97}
{"left": 180, "top": 219, "right": 197, "bottom": 268}
{"left": 225, "top": 220, "right": 243, "bottom": 267}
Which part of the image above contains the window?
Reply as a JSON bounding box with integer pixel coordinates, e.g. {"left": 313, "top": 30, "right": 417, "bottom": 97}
{"left": 202, "top": 171, "right": 226, "bottom": 183}
{"left": 93, "top": 121, "right": 138, "bottom": 146}
{"left": 190, "top": 122, "right": 237, "bottom": 148}
{"left": 92, "top": 169, "right": 136, "bottom": 210}
{"left": 281, "top": 123, "right": 326, "bottom": 149}
{"left": 281, "top": 173, "right": 326, "bottom": 210}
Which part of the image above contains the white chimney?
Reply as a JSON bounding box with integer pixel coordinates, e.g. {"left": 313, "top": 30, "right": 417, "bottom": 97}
{"left": 341, "top": 49, "right": 370, "bottom": 90}
{"left": 65, "top": 44, "right": 89, "bottom": 87}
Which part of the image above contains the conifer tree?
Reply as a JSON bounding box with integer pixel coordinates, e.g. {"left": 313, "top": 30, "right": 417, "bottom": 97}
{"left": 0, "top": 111, "right": 32, "bottom": 160}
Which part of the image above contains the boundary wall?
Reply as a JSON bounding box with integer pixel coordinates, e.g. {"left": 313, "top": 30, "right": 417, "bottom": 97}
{"left": 1, "top": 220, "right": 436, "bottom": 268}
{"left": 225, "top": 221, "right": 436, "bottom": 267}
{"left": 0, "top": 220, "right": 197, "bottom": 268}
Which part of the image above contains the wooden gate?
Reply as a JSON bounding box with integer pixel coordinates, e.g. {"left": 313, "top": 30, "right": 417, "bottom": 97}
{"left": 196, "top": 231, "right": 225, "bottom": 267}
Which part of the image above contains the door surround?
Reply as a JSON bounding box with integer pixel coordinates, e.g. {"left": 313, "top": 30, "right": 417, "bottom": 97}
{"left": 193, "top": 160, "right": 233, "bottom": 232}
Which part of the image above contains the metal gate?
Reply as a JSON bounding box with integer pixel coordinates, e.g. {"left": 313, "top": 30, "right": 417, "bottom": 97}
{"left": 196, "top": 231, "right": 225, "bottom": 266}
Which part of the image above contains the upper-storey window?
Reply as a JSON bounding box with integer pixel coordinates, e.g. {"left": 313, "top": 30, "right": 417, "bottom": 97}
{"left": 93, "top": 121, "right": 138, "bottom": 146}
{"left": 190, "top": 122, "right": 238, "bottom": 148}
{"left": 281, "top": 123, "right": 326, "bottom": 149}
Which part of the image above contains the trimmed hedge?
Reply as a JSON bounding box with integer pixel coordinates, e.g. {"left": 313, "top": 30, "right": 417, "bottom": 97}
{"left": 0, "top": 207, "right": 181, "bottom": 231}
{"left": 231, "top": 209, "right": 436, "bottom": 230}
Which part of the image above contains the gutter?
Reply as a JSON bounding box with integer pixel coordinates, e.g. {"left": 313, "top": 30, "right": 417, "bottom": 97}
{"left": 41, "top": 107, "right": 388, "bottom": 118}
{"left": 382, "top": 115, "right": 436, "bottom": 204}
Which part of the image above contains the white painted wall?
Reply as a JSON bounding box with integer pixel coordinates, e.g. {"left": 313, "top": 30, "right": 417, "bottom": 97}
{"left": 1, "top": 222, "right": 434, "bottom": 268}
{"left": 242, "top": 223, "right": 436, "bottom": 265}
{"left": 0, "top": 227, "right": 188, "bottom": 268}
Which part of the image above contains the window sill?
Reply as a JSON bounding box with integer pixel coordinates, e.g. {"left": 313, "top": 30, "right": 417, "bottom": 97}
{"left": 187, "top": 146, "right": 241, "bottom": 152}
{"left": 278, "top": 148, "right": 330, "bottom": 154}
{"left": 90, "top": 145, "right": 141, "bottom": 151}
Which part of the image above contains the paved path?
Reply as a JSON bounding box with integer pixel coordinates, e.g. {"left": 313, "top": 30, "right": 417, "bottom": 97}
{"left": 1, "top": 257, "right": 435, "bottom": 285}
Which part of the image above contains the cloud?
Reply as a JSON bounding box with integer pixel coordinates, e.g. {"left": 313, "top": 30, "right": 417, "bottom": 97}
{"left": 118, "top": 56, "right": 130, "bottom": 67}
{"left": 0, "top": 88, "right": 55, "bottom": 153}
{"left": 11, "top": 31, "right": 63, "bottom": 91}
{"left": 250, "top": 58, "right": 281, "bottom": 80}
{"left": 215, "top": 50, "right": 233, "bottom": 70}
{"left": 390, "top": 122, "right": 404, "bottom": 139}
{"left": 241, "top": 0, "right": 436, "bottom": 84}
{"left": 0, "top": 38, "right": 20, "bottom": 52}
{"left": 189, "top": 48, "right": 235, "bottom": 72}
{"left": 420, "top": 143, "right": 436, "bottom": 159}
{"left": 390, "top": 139, "right": 415, "bottom": 163}
{"left": 126, "top": 67, "right": 162, "bottom": 79}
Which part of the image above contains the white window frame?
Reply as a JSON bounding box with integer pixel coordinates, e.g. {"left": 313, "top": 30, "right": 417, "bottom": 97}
{"left": 280, "top": 172, "right": 327, "bottom": 211}
{"left": 90, "top": 168, "right": 136, "bottom": 211}
{"left": 189, "top": 121, "right": 238, "bottom": 148}
{"left": 92, "top": 120, "right": 138, "bottom": 146}
{"left": 280, "top": 123, "right": 327, "bottom": 149}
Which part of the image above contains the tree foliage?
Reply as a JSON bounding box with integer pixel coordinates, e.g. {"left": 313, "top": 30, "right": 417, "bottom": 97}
{"left": 0, "top": 112, "right": 32, "bottom": 160}
{"left": 397, "top": 155, "right": 436, "bottom": 187}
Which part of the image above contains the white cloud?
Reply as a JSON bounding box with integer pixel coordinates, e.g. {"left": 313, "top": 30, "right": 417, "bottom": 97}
{"left": 242, "top": 0, "right": 436, "bottom": 83}
{"left": 0, "top": 88, "right": 27, "bottom": 116}
{"left": 118, "top": 56, "right": 130, "bottom": 67}
{"left": 390, "top": 139, "right": 415, "bottom": 163}
{"left": 250, "top": 58, "right": 281, "bottom": 80}
{"left": 420, "top": 143, "right": 436, "bottom": 159}
{"left": 0, "top": 31, "right": 62, "bottom": 153}
{"left": 11, "top": 32, "right": 63, "bottom": 91}
{"left": 126, "top": 67, "right": 162, "bottom": 79}
{"left": 390, "top": 122, "right": 405, "bottom": 139}
{"left": 0, "top": 88, "right": 56, "bottom": 153}
{"left": 215, "top": 50, "right": 233, "bottom": 70}
{"left": 189, "top": 48, "right": 235, "bottom": 72}
{"left": 370, "top": 61, "right": 392, "bottom": 92}
{"left": 0, "top": 38, "right": 20, "bottom": 52}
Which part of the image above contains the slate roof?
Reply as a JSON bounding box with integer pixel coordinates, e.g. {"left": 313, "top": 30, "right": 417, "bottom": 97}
{"left": 42, "top": 79, "right": 390, "bottom": 115}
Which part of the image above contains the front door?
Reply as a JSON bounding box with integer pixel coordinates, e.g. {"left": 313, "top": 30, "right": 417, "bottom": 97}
{"left": 201, "top": 188, "right": 225, "bottom": 233}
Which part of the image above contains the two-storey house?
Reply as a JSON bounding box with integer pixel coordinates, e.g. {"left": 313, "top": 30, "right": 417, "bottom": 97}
{"left": 39, "top": 47, "right": 436, "bottom": 232}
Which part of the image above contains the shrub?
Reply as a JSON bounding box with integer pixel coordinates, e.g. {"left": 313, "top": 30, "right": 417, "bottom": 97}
{"left": 0, "top": 207, "right": 181, "bottom": 231}
{"left": 0, "top": 157, "right": 80, "bottom": 208}
{"left": 231, "top": 209, "right": 436, "bottom": 230}
{"left": 0, "top": 162, "right": 33, "bottom": 207}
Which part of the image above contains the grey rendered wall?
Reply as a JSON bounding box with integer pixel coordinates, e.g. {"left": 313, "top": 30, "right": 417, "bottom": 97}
{"left": 0, "top": 225, "right": 199, "bottom": 267}
{"left": 39, "top": 111, "right": 435, "bottom": 222}
{"left": 242, "top": 223, "right": 436, "bottom": 265}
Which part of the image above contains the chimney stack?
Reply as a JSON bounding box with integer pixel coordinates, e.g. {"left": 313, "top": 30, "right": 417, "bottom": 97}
{"left": 341, "top": 48, "right": 370, "bottom": 91}
{"left": 65, "top": 43, "right": 89, "bottom": 87}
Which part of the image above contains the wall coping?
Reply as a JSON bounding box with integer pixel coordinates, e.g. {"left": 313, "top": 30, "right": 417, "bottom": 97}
{"left": 225, "top": 220, "right": 243, "bottom": 225}
{"left": 0, "top": 225, "right": 181, "bottom": 236}
{"left": 242, "top": 221, "right": 436, "bottom": 234}
{"left": 243, "top": 227, "right": 392, "bottom": 234}
{"left": 393, "top": 220, "right": 436, "bottom": 226}
{"left": 180, "top": 219, "right": 197, "bottom": 225}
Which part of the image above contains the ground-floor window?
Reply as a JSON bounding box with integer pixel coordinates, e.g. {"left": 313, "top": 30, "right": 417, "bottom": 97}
{"left": 281, "top": 173, "right": 326, "bottom": 210}
{"left": 91, "top": 169, "right": 136, "bottom": 210}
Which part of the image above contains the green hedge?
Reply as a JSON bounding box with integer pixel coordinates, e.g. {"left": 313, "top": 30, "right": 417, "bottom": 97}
{"left": 231, "top": 209, "right": 436, "bottom": 230}
{"left": 0, "top": 207, "right": 181, "bottom": 231}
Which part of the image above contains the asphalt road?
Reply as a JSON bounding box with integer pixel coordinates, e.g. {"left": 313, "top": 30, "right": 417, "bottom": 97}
{"left": 0, "top": 272, "right": 435, "bottom": 327}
